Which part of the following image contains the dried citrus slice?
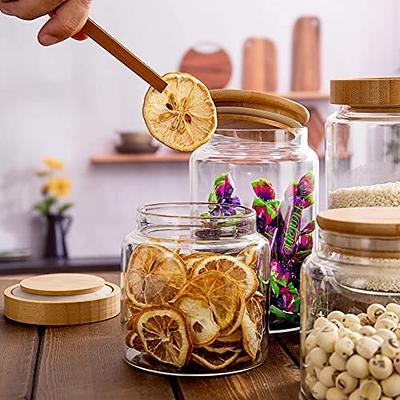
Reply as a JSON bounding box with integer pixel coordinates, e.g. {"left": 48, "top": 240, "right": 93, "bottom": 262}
{"left": 242, "top": 297, "right": 265, "bottom": 360}
{"left": 143, "top": 72, "right": 217, "bottom": 152}
{"left": 233, "top": 352, "right": 252, "bottom": 365}
{"left": 237, "top": 244, "right": 259, "bottom": 268}
{"left": 191, "top": 348, "right": 240, "bottom": 370}
{"left": 125, "top": 330, "right": 145, "bottom": 351}
{"left": 126, "top": 244, "right": 187, "bottom": 307}
{"left": 135, "top": 305, "right": 192, "bottom": 368}
{"left": 182, "top": 252, "right": 218, "bottom": 277}
{"left": 174, "top": 295, "right": 220, "bottom": 346}
{"left": 216, "top": 329, "right": 243, "bottom": 346}
{"left": 200, "top": 345, "right": 239, "bottom": 354}
{"left": 177, "top": 271, "right": 244, "bottom": 335}
{"left": 193, "top": 255, "right": 258, "bottom": 300}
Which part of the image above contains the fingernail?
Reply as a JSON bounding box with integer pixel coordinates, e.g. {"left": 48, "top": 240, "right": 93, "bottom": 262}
{"left": 1, "top": 9, "right": 14, "bottom": 16}
{"left": 39, "top": 34, "right": 59, "bottom": 46}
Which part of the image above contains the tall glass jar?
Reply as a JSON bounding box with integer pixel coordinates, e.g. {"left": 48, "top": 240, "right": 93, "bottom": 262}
{"left": 190, "top": 128, "right": 319, "bottom": 332}
{"left": 122, "top": 202, "right": 270, "bottom": 377}
{"left": 301, "top": 207, "right": 400, "bottom": 400}
{"left": 326, "top": 77, "right": 400, "bottom": 209}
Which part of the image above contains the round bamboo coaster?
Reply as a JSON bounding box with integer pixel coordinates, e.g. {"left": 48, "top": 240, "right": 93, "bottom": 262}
{"left": 4, "top": 273, "right": 120, "bottom": 326}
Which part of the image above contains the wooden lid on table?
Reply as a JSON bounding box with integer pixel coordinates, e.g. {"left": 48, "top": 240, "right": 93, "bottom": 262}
{"left": 211, "top": 89, "right": 310, "bottom": 128}
{"left": 317, "top": 207, "right": 400, "bottom": 237}
{"left": 4, "top": 273, "right": 120, "bottom": 325}
{"left": 331, "top": 77, "right": 400, "bottom": 107}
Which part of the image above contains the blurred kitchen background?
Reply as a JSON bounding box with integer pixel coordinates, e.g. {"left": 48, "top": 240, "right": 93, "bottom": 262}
{"left": 1, "top": 0, "right": 399, "bottom": 259}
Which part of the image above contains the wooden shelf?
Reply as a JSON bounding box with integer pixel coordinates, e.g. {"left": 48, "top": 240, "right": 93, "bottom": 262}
{"left": 274, "top": 91, "right": 329, "bottom": 101}
{"left": 91, "top": 153, "right": 190, "bottom": 164}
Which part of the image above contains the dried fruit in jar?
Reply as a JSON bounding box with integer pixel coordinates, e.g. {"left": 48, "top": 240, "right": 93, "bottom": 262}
{"left": 182, "top": 252, "right": 219, "bottom": 278}
{"left": 192, "top": 255, "right": 258, "bottom": 300}
{"left": 174, "top": 295, "right": 220, "bottom": 346}
{"left": 191, "top": 347, "right": 241, "bottom": 370}
{"left": 177, "top": 270, "right": 245, "bottom": 336}
{"left": 134, "top": 305, "right": 192, "bottom": 368}
{"left": 237, "top": 244, "right": 259, "bottom": 268}
{"left": 242, "top": 296, "right": 265, "bottom": 360}
{"left": 142, "top": 72, "right": 217, "bottom": 152}
{"left": 126, "top": 244, "right": 187, "bottom": 307}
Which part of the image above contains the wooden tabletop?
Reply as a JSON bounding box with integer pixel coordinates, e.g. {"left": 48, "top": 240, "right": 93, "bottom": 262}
{"left": 0, "top": 272, "right": 301, "bottom": 400}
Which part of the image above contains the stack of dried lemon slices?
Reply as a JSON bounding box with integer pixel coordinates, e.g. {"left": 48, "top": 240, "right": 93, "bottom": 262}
{"left": 124, "top": 243, "right": 266, "bottom": 372}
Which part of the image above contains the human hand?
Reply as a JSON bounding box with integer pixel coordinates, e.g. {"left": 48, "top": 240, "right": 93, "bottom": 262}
{"left": 0, "top": 0, "right": 92, "bottom": 46}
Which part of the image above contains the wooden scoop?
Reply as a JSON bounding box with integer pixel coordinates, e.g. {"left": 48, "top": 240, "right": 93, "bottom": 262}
{"left": 81, "top": 18, "right": 167, "bottom": 93}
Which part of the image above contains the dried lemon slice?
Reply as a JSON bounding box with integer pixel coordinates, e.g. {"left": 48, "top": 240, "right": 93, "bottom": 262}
{"left": 174, "top": 295, "right": 220, "bottom": 346}
{"left": 237, "top": 244, "right": 259, "bottom": 268}
{"left": 125, "top": 330, "right": 145, "bottom": 352}
{"left": 216, "top": 329, "right": 243, "bottom": 346}
{"left": 135, "top": 305, "right": 192, "bottom": 368}
{"left": 193, "top": 255, "right": 258, "bottom": 300}
{"left": 242, "top": 296, "right": 265, "bottom": 360}
{"left": 126, "top": 244, "right": 187, "bottom": 307}
{"left": 177, "top": 271, "right": 244, "bottom": 335}
{"left": 191, "top": 348, "right": 240, "bottom": 370}
{"left": 182, "top": 252, "right": 219, "bottom": 277}
{"left": 143, "top": 72, "right": 217, "bottom": 152}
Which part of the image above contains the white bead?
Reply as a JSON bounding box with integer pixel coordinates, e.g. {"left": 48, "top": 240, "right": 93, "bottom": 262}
{"left": 382, "top": 374, "right": 400, "bottom": 397}
{"left": 367, "top": 304, "right": 386, "bottom": 323}
{"left": 377, "top": 312, "right": 399, "bottom": 325}
{"left": 318, "top": 326, "right": 340, "bottom": 353}
{"left": 329, "top": 352, "right": 347, "bottom": 371}
{"left": 346, "top": 355, "right": 369, "bottom": 379}
{"left": 349, "top": 323, "right": 362, "bottom": 333}
{"left": 394, "top": 327, "right": 400, "bottom": 340}
{"left": 335, "top": 371, "right": 358, "bottom": 394}
{"left": 368, "top": 354, "right": 393, "bottom": 379}
{"left": 339, "top": 328, "right": 352, "bottom": 338}
{"left": 305, "top": 333, "right": 318, "bottom": 354}
{"left": 335, "top": 337, "right": 355, "bottom": 359}
{"left": 370, "top": 334, "right": 385, "bottom": 345}
{"left": 320, "top": 366, "right": 339, "bottom": 387}
{"left": 357, "top": 313, "right": 372, "bottom": 326}
{"left": 308, "top": 347, "right": 330, "bottom": 368}
{"left": 312, "top": 381, "right": 328, "bottom": 400}
{"left": 376, "top": 329, "right": 397, "bottom": 340}
{"left": 382, "top": 397, "right": 394, "bottom": 400}
{"left": 387, "top": 303, "right": 400, "bottom": 316}
{"left": 375, "top": 318, "right": 397, "bottom": 331}
{"left": 330, "top": 319, "right": 345, "bottom": 330}
{"left": 315, "top": 317, "right": 332, "bottom": 330}
{"left": 342, "top": 314, "right": 360, "bottom": 328}
{"left": 328, "top": 311, "right": 346, "bottom": 321}
{"left": 359, "top": 379, "right": 382, "bottom": 400}
{"left": 382, "top": 338, "right": 400, "bottom": 359}
{"left": 355, "top": 337, "right": 380, "bottom": 359}
{"left": 393, "top": 354, "right": 400, "bottom": 374}
{"left": 358, "top": 326, "right": 376, "bottom": 337}
{"left": 305, "top": 371, "right": 318, "bottom": 389}
{"left": 347, "top": 332, "right": 362, "bottom": 345}
{"left": 326, "top": 387, "right": 349, "bottom": 400}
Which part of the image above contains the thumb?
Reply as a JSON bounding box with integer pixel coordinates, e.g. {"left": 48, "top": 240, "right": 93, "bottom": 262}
{"left": 38, "top": 0, "right": 91, "bottom": 46}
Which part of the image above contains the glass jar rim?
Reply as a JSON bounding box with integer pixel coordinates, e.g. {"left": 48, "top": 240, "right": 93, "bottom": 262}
{"left": 137, "top": 201, "right": 256, "bottom": 221}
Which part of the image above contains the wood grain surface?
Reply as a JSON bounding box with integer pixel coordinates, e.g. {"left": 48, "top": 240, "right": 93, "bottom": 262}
{"left": 0, "top": 277, "right": 39, "bottom": 399}
{"left": 0, "top": 272, "right": 302, "bottom": 400}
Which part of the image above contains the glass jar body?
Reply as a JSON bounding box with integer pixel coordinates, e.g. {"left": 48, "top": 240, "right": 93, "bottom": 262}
{"left": 326, "top": 105, "right": 400, "bottom": 209}
{"left": 121, "top": 202, "right": 270, "bottom": 377}
{"left": 300, "top": 232, "right": 400, "bottom": 399}
{"left": 190, "top": 129, "right": 319, "bottom": 332}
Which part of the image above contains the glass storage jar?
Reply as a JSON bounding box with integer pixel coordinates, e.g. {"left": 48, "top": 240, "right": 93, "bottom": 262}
{"left": 190, "top": 128, "right": 319, "bottom": 332}
{"left": 122, "top": 202, "right": 270, "bottom": 377}
{"left": 326, "top": 77, "right": 400, "bottom": 209}
{"left": 300, "top": 207, "right": 400, "bottom": 400}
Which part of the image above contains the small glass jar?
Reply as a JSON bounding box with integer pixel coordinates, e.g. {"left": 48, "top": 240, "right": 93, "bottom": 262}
{"left": 121, "top": 202, "right": 269, "bottom": 377}
{"left": 300, "top": 207, "right": 400, "bottom": 400}
{"left": 326, "top": 77, "right": 400, "bottom": 209}
{"left": 190, "top": 128, "right": 319, "bottom": 332}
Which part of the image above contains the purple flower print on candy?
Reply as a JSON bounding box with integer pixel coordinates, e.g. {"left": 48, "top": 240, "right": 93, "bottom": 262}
{"left": 208, "top": 173, "right": 241, "bottom": 217}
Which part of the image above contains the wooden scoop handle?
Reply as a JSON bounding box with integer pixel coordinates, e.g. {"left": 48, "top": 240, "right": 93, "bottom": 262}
{"left": 81, "top": 18, "right": 167, "bottom": 93}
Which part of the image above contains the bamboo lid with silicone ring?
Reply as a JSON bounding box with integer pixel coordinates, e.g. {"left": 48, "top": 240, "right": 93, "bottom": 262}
{"left": 211, "top": 89, "right": 310, "bottom": 129}
{"left": 3, "top": 273, "right": 120, "bottom": 325}
{"left": 330, "top": 77, "right": 400, "bottom": 107}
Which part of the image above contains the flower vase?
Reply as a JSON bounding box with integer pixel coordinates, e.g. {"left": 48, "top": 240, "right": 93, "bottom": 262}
{"left": 44, "top": 215, "right": 72, "bottom": 259}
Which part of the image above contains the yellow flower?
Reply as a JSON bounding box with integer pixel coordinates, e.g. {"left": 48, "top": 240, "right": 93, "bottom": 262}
{"left": 44, "top": 158, "right": 64, "bottom": 170}
{"left": 48, "top": 177, "right": 71, "bottom": 198}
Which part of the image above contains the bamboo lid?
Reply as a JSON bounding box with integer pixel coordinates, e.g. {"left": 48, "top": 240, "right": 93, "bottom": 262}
{"left": 211, "top": 89, "right": 310, "bottom": 127}
{"left": 4, "top": 273, "right": 120, "bottom": 325}
{"left": 331, "top": 77, "right": 400, "bottom": 107}
{"left": 317, "top": 207, "right": 400, "bottom": 237}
